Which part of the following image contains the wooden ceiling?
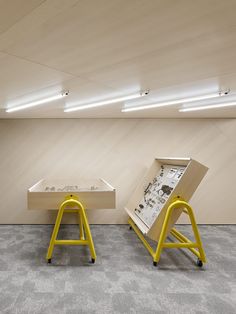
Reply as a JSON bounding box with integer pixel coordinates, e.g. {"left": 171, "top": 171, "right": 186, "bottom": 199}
{"left": 0, "top": 0, "right": 236, "bottom": 118}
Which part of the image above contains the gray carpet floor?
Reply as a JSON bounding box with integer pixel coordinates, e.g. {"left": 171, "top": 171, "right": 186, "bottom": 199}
{"left": 0, "top": 224, "right": 235, "bottom": 314}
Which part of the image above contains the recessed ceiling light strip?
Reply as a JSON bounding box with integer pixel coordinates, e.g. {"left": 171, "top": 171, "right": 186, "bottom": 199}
{"left": 179, "top": 101, "right": 236, "bottom": 112}
{"left": 64, "top": 91, "right": 149, "bottom": 112}
{"left": 122, "top": 91, "right": 227, "bottom": 112}
{"left": 6, "top": 91, "right": 69, "bottom": 113}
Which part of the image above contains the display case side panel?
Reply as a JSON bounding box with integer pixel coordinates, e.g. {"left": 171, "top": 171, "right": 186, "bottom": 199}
{"left": 28, "top": 191, "right": 116, "bottom": 210}
{"left": 27, "top": 191, "right": 53, "bottom": 210}
{"left": 28, "top": 179, "right": 45, "bottom": 192}
{"left": 156, "top": 158, "right": 190, "bottom": 166}
{"left": 124, "top": 160, "right": 161, "bottom": 215}
{"left": 81, "top": 191, "right": 116, "bottom": 209}
{"left": 173, "top": 159, "right": 208, "bottom": 202}
{"left": 100, "top": 178, "right": 115, "bottom": 191}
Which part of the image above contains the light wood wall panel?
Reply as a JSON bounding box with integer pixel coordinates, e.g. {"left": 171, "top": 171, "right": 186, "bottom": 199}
{"left": 0, "top": 118, "right": 235, "bottom": 224}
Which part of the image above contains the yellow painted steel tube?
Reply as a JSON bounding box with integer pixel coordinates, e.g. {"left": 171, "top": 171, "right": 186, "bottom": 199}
{"left": 54, "top": 240, "right": 89, "bottom": 245}
{"left": 81, "top": 205, "right": 96, "bottom": 260}
{"left": 64, "top": 209, "right": 79, "bottom": 213}
{"left": 63, "top": 196, "right": 96, "bottom": 261}
{"left": 185, "top": 204, "right": 207, "bottom": 263}
{"left": 170, "top": 228, "right": 201, "bottom": 258}
{"left": 128, "top": 218, "right": 155, "bottom": 258}
{"left": 78, "top": 211, "right": 85, "bottom": 240}
{"left": 46, "top": 201, "right": 65, "bottom": 260}
{"left": 153, "top": 200, "right": 182, "bottom": 263}
{"left": 162, "top": 242, "right": 198, "bottom": 248}
{"left": 129, "top": 199, "right": 206, "bottom": 266}
{"left": 46, "top": 195, "right": 96, "bottom": 263}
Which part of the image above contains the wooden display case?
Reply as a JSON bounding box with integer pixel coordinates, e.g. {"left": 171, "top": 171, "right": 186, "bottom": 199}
{"left": 28, "top": 178, "right": 116, "bottom": 210}
{"left": 125, "top": 158, "right": 208, "bottom": 241}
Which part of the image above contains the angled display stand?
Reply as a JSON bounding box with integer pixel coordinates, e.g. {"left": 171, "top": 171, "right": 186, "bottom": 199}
{"left": 125, "top": 157, "right": 208, "bottom": 266}
{"left": 28, "top": 178, "right": 116, "bottom": 264}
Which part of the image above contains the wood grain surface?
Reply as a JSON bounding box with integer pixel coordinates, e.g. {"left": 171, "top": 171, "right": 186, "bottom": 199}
{"left": 0, "top": 118, "right": 235, "bottom": 224}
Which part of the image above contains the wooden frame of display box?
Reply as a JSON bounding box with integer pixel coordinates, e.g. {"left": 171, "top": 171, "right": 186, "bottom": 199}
{"left": 125, "top": 157, "right": 208, "bottom": 267}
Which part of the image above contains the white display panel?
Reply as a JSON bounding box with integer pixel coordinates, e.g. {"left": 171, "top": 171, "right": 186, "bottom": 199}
{"left": 134, "top": 164, "right": 186, "bottom": 227}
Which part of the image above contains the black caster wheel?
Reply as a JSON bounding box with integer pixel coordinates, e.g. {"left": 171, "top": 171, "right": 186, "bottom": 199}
{"left": 197, "top": 259, "right": 203, "bottom": 267}
{"left": 47, "top": 259, "right": 52, "bottom": 264}
{"left": 91, "top": 258, "right": 95, "bottom": 264}
{"left": 153, "top": 261, "right": 157, "bottom": 267}
{"left": 129, "top": 226, "right": 132, "bottom": 230}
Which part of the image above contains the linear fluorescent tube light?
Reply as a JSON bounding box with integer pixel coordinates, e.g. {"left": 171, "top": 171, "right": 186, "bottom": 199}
{"left": 179, "top": 101, "right": 236, "bottom": 112}
{"left": 6, "top": 91, "right": 69, "bottom": 113}
{"left": 64, "top": 91, "right": 148, "bottom": 112}
{"left": 122, "top": 92, "right": 226, "bottom": 112}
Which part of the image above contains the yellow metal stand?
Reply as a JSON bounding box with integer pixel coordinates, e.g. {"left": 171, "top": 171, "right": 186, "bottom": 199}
{"left": 128, "top": 198, "right": 206, "bottom": 267}
{"left": 46, "top": 195, "right": 96, "bottom": 264}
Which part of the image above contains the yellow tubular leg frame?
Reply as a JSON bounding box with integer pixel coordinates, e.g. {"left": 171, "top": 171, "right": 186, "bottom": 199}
{"left": 46, "top": 195, "right": 96, "bottom": 264}
{"left": 128, "top": 199, "right": 206, "bottom": 267}
{"left": 80, "top": 205, "right": 96, "bottom": 261}
{"left": 78, "top": 211, "right": 85, "bottom": 240}
{"left": 128, "top": 218, "right": 154, "bottom": 258}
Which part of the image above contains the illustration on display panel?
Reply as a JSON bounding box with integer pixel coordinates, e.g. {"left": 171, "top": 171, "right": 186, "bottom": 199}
{"left": 134, "top": 164, "right": 186, "bottom": 228}
{"left": 44, "top": 185, "right": 99, "bottom": 192}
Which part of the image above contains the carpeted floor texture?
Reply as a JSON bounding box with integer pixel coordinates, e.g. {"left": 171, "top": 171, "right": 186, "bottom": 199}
{"left": 0, "top": 225, "right": 235, "bottom": 314}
